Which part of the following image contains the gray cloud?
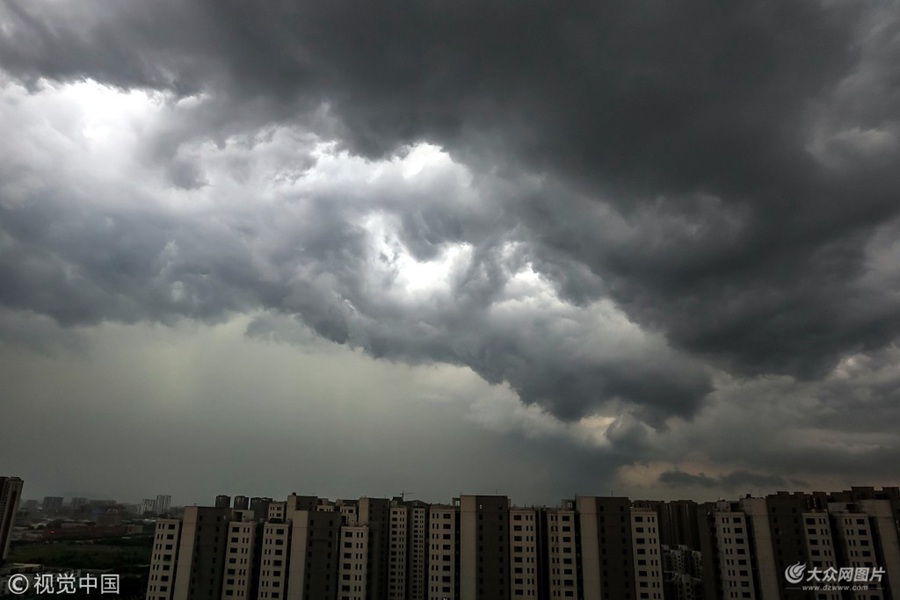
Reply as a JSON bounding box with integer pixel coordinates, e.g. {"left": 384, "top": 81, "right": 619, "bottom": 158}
{"left": 4, "top": 0, "right": 893, "bottom": 381}
{"left": 1, "top": 0, "right": 900, "bottom": 498}
{"left": 658, "top": 470, "right": 795, "bottom": 493}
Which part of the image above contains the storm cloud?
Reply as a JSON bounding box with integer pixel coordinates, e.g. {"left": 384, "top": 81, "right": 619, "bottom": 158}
{"left": 1, "top": 0, "right": 899, "bottom": 501}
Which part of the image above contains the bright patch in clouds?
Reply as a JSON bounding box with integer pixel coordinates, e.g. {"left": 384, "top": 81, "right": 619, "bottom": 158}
{"left": 67, "top": 79, "right": 163, "bottom": 144}
{"left": 399, "top": 143, "right": 455, "bottom": 179}
{"left": 363, "top": 212, "right": 473, "bottom": 298}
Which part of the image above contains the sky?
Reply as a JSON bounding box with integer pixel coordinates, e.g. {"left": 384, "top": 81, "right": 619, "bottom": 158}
{"left": 1, "top": 0, "right": 899, "bottom": 507}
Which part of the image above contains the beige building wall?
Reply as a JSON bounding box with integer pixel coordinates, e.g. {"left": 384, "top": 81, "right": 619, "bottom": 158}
{"left": 509, "top": 508, "right": 538, "bottom": 599}
{"left": 339, "top": 525, "right": 369, "bottom": 600}
{"left": 388, "top": 504, "right": 409, "bottom": 600}
{"left": 428, "top": 504, "right": 457, "bottom": 600}
{"left": 257, "top": 522, "right": 290, "bottom": 600}
{"left": 575, "top": 498, "right": 602, "bottom": 600}
{"left": 268, "top": 502, "right": 286, "bottom": 522}
{"left": 340, "top": 501, "right": 359, "bottom": 526}
{"left": 221, "top": 519, "right": 259, "bottom": 600}
{"left": 172, "top": 507, "right": 231, "bottom": 600}
{"left": 710, "top": 503, "right": 757, "bottom": 600}
{"left": 801, "top": 512, "right": 840, "bottom": 600}
{"left": 858, "top": 499, "right": 900, "bottom": 599}
{"left": 631, "top": 507, "right": 663, "bottom": 600}
{"left": 458, "top": 497, "right": 477, "bottom": 600}
{"left": 286, "top": 509, "right": 342, "bottom": 600}
{"left": 458, "top": 495, "right": 510, "bottom": 600}
{"left": 358, "top": 498, "right": 391, "bottom": 600}
{"left": 576, "top": 497, "right": 636, "bottom": 600}
{"left": 147, "top": 518, "right": 181, "bottom": 600}
{"left": 407, "top": 502, "right": 429, "bottom": 600}
{"left": 829, "top": 503, "right": 884, "bottom": 600}
{"left": 546, "top": 508, "right": 578, "bottom": 599}
{"left": 738, "top": 497, "right": 780, "bottom": 600}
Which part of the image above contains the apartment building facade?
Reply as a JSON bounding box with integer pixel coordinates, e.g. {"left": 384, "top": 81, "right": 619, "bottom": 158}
{"left": 148, "top": 487, "right": 900, "bottom": 600}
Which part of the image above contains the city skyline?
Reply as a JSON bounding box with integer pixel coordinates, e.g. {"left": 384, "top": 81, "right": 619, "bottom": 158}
{"left": 2, "top": 1, "right": 900, "bottom": 505}
{"left": 142, "top": 487, "right": 900, "bottom": 600}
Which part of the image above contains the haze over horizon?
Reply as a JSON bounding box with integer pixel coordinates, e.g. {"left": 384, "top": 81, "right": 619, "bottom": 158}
{"left": 2, "top": 0, "right": 900, "bottom": 506}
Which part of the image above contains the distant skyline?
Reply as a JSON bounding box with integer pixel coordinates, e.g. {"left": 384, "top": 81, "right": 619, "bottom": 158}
{"left": 2, "top": 0, "right": 900, "bottom": 505}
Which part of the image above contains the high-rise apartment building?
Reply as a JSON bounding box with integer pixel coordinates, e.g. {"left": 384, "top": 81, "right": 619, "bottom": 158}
{"left": 428, "top": 503, "right": 458, "bottom": 600}
{"left": 147, "top": 518, "right": 181, "bottom": 600}
{"left": 829, "top": 502, "right": 886, "bottom": 600}
{"left": 339, "top": 524, "right": 369, "bottom": 600}
{"left": 287, "top": 508, "right": 342, "bottom": 599}
{"left": 221, "top": 513, "right": 260, "bottom": 600}
{"left": 388, "top": 501, "right": 409, "bottom": 600}
{"left": 543, "top": 503, "right": 578, "bottom": 599}
{"left": 459, "top": 495, "right": 510, "bottom": 600}
{"left": 699, "top": 500, "right": 758, "bottom": 600}
{"left": 662, "top": 545, "right": 703, "bottom": 600}
{"left": 358, "top": 497, "right": 391, "bottom": 600}
{"left": 697, "top": 490, "right": 900, "bottom": 600}
{"left": 0, "top": 476, "right": 23, "bottom": 563}
{"left": 634, "top": 500, "right": 702, "bottom": 550}
{"left": 157, "top": 494, "right": 172, "bottom": 515}
{"left": 258, "top": 520, "right": 290, "bottom": 599}
{"left": 171, "top": 506, "right": 231, "bottom": 600}
{"left": 631, "top": 506, "right": 664, "bottom": 600}
{"left": 250, "top": 497, "right": 273, "bottom": 521}
{"left": 146, "top": 487, "right": 900, "bottom": 600}
{"left": 405, "top": 500, "right": 430, "bottom": 600}
{"left": 42, "top": 496, "right": 63, "bottom": 514}
{"left": 855, "top": 498, "right": 900, "bottom": 595}
{"left": 577, "top": 496, "right": 637, "bottom": 599}
{"left": 509, "top": 507, "right": 539, "bottom": 599}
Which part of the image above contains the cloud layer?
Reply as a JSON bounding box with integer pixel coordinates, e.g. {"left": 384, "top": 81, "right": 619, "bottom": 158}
{"left": 1, "top": 0, "right": 899, "bottom": 499}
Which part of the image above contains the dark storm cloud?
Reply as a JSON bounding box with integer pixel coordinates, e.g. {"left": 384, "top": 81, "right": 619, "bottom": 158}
{"left": 2, "top": 0, "right": 900, "bottom": 447}
{"left": 0, "top": 161, "right": 709, "bottom": 424}
{"left": 658, "top": 469, "right": 795, "bottom": 492}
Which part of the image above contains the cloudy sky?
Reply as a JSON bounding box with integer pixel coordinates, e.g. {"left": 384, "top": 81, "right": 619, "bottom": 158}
{"left": 1, "top": 0, "right": 899, "bottom": 506}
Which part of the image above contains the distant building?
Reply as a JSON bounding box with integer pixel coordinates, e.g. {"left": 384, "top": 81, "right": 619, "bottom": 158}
{"left": 662, "top": 545, "right": 703, "bottom": 600}
{"left": 249, "top": 497, "right": 272, "bottom": 521}
{"left": 69, "top": 496, "right": 88, "bottom": 512}
{"left": 0, "top": 477, "right": 24, "bottom": 563}
{"left": 142, "top": 498, "right": 158, "bottom": 515}
{"left": 156, "top": 494, "right": 172, "bottom": 515}
{"left": 41, "top": 496, "right": 63, "bottom": 514}
{"left": 215, "top": 495, "right": 231, "bottom": 509}
{"left": 233, "top": 495, "right": 249, "bottom": 511}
